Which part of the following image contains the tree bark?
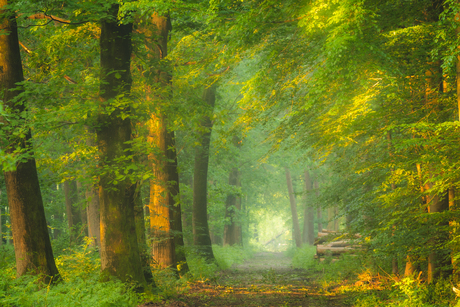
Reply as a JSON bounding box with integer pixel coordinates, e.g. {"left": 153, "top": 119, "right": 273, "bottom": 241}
{"left": 0, "top": 1, "right": 59, "bottom": 282}
{"left": 224, "top": 136, "right": 241, "bottom": 246}
{"left": 85, "top": 183, "right": 100, "bottom": 248}
{"left": 0, "top": 206, "right": 2, "bottom": 246}
{"left": 285, "top": 167, "right": 301, "bottom": 248}
{"left": 64, "top": 180, "right": 82, "bottom": 244}
{"left": 76, "top": 181, "right": 88, "bottom": 237}
{"left": 314, "top": 181, "right": 322, "bottom": 233}
{"left": 97, "top": 5, "right": 145, "bottom": 286}
{"left": 192, "top": 85, "right": 216, "bottom": 261}
{"left": 142, "top": 13, "right": 185, "bottom": 270}
{"left": 302, "top": 170, "right": 315, "bottom": 245}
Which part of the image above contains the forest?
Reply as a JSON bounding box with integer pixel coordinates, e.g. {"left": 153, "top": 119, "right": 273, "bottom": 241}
{"left": 2, "top": 0, "right": 460, "bottom": 306}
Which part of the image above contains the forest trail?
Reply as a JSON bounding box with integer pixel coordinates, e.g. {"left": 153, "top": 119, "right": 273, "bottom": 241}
{"left": 144, "top": 252, "right": 349, "bottom": 307}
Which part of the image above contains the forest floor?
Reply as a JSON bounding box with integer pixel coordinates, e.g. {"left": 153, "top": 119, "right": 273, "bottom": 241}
{"left": 141, "top": 252, "right": 351, "bottom": 307}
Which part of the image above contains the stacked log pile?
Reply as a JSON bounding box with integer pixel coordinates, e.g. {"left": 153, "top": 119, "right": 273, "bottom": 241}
{"left": 314, "top": 231, "right": 362, "bottom": 261}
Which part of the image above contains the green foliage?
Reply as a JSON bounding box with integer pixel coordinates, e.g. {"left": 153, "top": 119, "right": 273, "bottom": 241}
{"left": 0, "top": 240, "right": 158, "bottom": 307}
{"left": 354, "top": 277, "right": 456, "bottom": 307}
{"left": 290, "top": 245, "right": 317, "bottom": 270}
{"left": 213, "top": 245, "right": 253, "bottom": 270}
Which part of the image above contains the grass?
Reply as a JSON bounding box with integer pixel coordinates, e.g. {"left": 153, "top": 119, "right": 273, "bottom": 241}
{"left": 290, "top": 244, "right": 459, "bottom": 307}
{"left": 0, "top": 241, "right": 255, "bottom": 307}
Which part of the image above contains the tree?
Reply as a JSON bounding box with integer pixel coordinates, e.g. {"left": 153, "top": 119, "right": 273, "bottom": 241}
{"left": 223, "top": 135, "right": 242, "bottom": 246}
{"left": 0, "top": 0, "right": 59, "bottom": 282}
{"left": 192, "top": 84, "right": 217, "bottom": 261}
{"left": 63, "top": 180, "right": 83, "bottom": 244}
{"left": 302, "top": 170, "right": 315, "bottom": 245}
{"left": 285, "top": 167, "right": 301, "bottom": 248}
{"left": 96, "top": 4, "right": 146, "bottom": 286}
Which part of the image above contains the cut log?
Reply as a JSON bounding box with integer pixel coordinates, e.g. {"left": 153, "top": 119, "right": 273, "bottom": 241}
{"left": 324, "top": 240, "right": 354, "bottom": 248}
{"left": 316, "top": 245, "right": 357, "bottom": 256}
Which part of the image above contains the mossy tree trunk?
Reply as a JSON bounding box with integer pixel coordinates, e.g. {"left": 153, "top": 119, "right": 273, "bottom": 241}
{"left": 97, "top": 4, "right": 146, "bottom": 286}
{"left": 192, "top": 85, "right": 217, "bottom": 261}
{"left": 0, "top": 0, "right": 59, "bottom": 282}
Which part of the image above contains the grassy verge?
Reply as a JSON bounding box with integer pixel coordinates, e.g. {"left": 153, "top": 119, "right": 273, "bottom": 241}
{"left": 0, "top": 242, "right": 254, "bottom": 306}
{"left": 290, "top": 245, "right": 458, "bottom": 307}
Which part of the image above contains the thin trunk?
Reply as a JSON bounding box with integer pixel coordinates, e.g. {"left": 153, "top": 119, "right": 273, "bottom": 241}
{"left": 76, "top": 181, "right": 88, "bottom": 237}
{"left": 0, "top": 207, "right": 2, "bottom": 247}
{"left": 427, "top": 184, "right": 449, "bottom": 282}
{"left": 85, "top": 183, "right": 100, "bottom": 248}
{"left": 192, "top": 85, "right": 216, "bottom": 261}
{"left": 64, "top": 180, "right": 82, "bottom": 244}
{"left": 285, "top": 167, "right": 301, "bottom": 248}
{"left": 97, "top": 5, "right": 145, "bottom": 286}
{"left": 425, "top": 61, "right": 451, "bottom": 283}
{"left": 181, "top": 175, "right": 193, "bottom": 247}
{"left": 302, "top": 170, "right": 315, "bottom": 245}
{"left": 450, "top": 188, "right": 459, "bottom": 281}
{"left": 84, "top": 129, "right": 100, "bottom": 247}
{"left": 134, "top": 182, "right": 153, "bottom": 282}
{"left": 387, "top": 132, "right": 399, "bottom": 275}
{"left": 314, "top": 181, "right": 322, "bottom": 233}
{"left": 0, "top": 1, "right": 59, "bottom": 282}
{"left": 224, "top": 137, "right": 241, "bottom": 246}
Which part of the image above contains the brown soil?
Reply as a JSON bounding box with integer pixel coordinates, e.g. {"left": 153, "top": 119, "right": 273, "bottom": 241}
{"left": 141, "top": 252, "right": 349, "bottom": 307}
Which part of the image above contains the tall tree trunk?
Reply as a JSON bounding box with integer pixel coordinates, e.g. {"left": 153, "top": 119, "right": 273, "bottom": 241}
{"left": 134, "top": 182, "right": 154, "bottom": 282}
{"left": 224, "top": 136, "right": 241, "bottom": 246}
{"left": 424, "top": 61, "right": 451, "bottom": 283}
{"left": 302, "top": 170, "right": 315, "bottom": 245}
{"left": 97, "top": 5, "right": 145, "bottom": 286}
{"left": 192, "top": 85, "right": 216, "bottom": 261}
{"left": 285, "top": 167, "right": 301, "bottom": 248}
{"left": 76, "top": 181, "right": 88, "bottom": 237}
{"left": 0, "top": 1, "right": 59, "bottom": 282}
{"left": 64, "top": 180, "right": 82, "bottom": 244}
{"left": 143, "top": 13, "right": 184, "bottom": 270}
{"left": 427, "top": 181, "right": 450, "bottom": 282}
{"left": 85, "top": 183, "right": 100, "bottom": 248}
{"left": 0, "top": 206, "right": 2, "bottom": 247}
{"left": 314, "top": 181, "right": 322, "bottom": 233}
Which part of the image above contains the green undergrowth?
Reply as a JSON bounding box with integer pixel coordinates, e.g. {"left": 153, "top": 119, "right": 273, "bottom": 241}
{"left": 291, "top": 245, "right": 459, "bottom": 307}
{"left": 0, "top": 242, "right": 254, "bottom": 306}
{"left": 0, "top": 240, "right": 155, "bottom": 307}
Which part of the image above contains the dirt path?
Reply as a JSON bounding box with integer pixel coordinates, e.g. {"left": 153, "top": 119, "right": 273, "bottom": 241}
{"left": 144, "top": 252, "right": 349, "bottom": 307}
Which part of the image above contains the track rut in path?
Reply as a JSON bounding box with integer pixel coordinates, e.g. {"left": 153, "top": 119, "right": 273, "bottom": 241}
{"left": 143, "top": 251, "right": 348, "bottom": 307}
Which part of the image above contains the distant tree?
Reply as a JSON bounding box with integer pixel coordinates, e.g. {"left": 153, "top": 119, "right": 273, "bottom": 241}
{"left": 193, "top": 84, "right": 217, "bottom": 261}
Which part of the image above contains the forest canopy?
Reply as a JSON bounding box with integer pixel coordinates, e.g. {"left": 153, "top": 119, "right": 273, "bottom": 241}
{"left": 2, "top": 0, "right": 460, "bottom": 306}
